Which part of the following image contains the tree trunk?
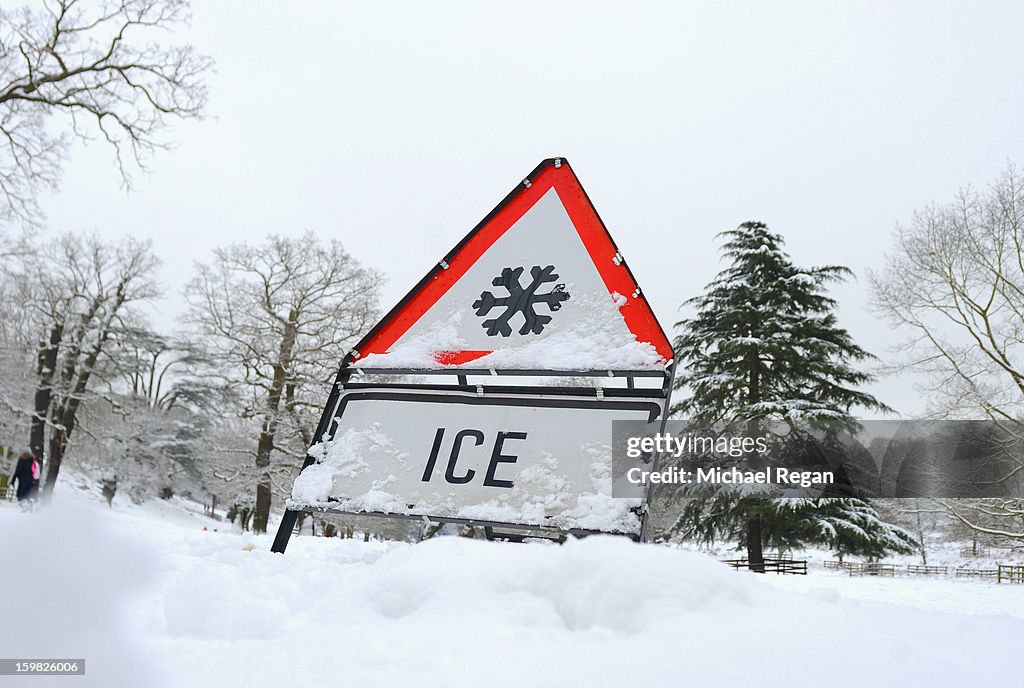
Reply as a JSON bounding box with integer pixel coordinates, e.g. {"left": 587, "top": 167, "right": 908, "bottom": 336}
{"left": 252, "top": 428, "right": 275, "bottom": 533}
{"left": 251, "top": 313, "right": 299, "bottom": 534}
{"left": 40, "top": 299, "right": 121, "bottom": 499}
{"left": 916, "top": 510, "right": 927, "bottom": 565}
{"left": 41, "top": 373, "right": 86, "bottom": 501}
{"left": 30, "top": 326, "right": 61, "bottom": 465}
{"left": 43, "top": 426, "right": 68, "bottom": 501}
{"left": 744, "top": 347, "right": 766, "bottom": 573}
{"left": 746, "top": 513, "right": 766, "bottom": 573}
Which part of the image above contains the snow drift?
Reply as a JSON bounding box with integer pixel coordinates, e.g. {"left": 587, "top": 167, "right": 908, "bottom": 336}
{"left": 2, "top": 497, "right": 1023, "bottom": 687}
{"left": 0, "top": 503, "right": 160, "bottom": 688}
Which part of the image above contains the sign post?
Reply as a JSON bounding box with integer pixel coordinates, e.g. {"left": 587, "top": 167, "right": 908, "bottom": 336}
{"left": 273, "top": 158, "right": 674, "bottom": 552}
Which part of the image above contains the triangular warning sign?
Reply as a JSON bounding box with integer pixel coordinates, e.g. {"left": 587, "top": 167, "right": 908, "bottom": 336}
{"left": 350, "top": 158, "right": 673, "bottom": 370}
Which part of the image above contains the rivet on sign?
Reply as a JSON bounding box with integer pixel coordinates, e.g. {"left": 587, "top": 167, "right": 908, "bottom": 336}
{"left": 488, "top": 368, "right": 497, "bottom": 376}
{"left": 612, "top": 252, "right": 623, "bottom": 266}
{"left": 596, "top": 387, "right": 605, "bottom": 400}
{"left": 476, "top": 385, "right": 485, "bottom": 398}
{"left": 554, "top": 158, "right": 562, "bottom": 168}
{"left": 439, "top": 260, "right": 449, "bottom": 270}
{"left": 607, "top": 370, "right": 615, "bottom": 377}
{"left": 632, "top": 288, "right": 641, "bottom": 298}
{"left": 523, "top": 179, "right": 532, "bottom": 188}
{"left": 350, "top": 349, "right": 361, "bottom": 359}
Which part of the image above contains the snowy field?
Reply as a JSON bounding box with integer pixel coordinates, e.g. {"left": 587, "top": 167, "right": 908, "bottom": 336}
{"left": 2, "top": 488, "right": 1023, "bottom": 688}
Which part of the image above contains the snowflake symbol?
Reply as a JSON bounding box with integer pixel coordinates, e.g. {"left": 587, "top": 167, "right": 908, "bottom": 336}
{"left": 472, "top": 265, "right": 570, "bottom": 337}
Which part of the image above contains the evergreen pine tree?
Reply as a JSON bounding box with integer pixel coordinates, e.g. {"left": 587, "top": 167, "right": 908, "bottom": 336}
{"left": 670, "top": 222, "right": 914, "bottom": 569}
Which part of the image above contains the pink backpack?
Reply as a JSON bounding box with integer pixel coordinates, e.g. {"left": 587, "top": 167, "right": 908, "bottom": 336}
{"left": 31, "top": 459, "right": 40, "bottom": 481}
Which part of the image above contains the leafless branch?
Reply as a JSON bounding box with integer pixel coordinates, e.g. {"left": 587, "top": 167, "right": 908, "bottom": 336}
{"left": 0, "top": 0, "right": 212, "bottom": 224}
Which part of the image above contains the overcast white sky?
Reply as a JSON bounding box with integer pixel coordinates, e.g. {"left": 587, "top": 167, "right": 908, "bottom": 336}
{"left": 40, "top": 0, "right": 1024, "bottom": 417}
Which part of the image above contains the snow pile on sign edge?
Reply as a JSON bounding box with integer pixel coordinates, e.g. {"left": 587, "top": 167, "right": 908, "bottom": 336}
{"left": 354, "top": 291, "right": 667, "bottom": 370}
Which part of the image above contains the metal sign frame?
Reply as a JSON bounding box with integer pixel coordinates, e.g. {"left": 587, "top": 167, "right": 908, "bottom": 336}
{"left": 272, "top": 364, "right": 674, "bottom": 552}
{"left": 272, "top": 158, "right": 677, "bottom": 552}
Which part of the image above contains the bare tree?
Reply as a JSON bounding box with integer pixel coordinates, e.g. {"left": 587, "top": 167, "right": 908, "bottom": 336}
{"left": 871, "top": 165, "right": 1024, "bottom": 423}
{"left": 103, "top": 324, "right": 201, "bottom": 410}
{"left": 871, "top": 164, "right": 1024, "bottom": 542}
{"left": 10, "top": 232, "right": 159, "bottom": 496}
{"left": 185, "top": 232, "right": 381, "bottom": 533}
{"left": 0, "top": 240, "right": 36, "bottom": 452}
{"left": 0, "top": 0, "right": 211, "bottom": 223}
{"left": 934, "top": 498, "right": 1024, "bottom": 544}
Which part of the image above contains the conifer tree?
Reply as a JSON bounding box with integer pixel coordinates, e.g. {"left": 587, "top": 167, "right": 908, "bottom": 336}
{"left": 670, "top": 222, "right": 914, "bottom": 568}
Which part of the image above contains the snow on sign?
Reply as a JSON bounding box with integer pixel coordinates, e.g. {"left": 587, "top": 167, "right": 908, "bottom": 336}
{"left": 289, "top": 390, "right": 660, "bottom": 534}
{"left": 349, "top": 158, "right": 673, "bottom": 370}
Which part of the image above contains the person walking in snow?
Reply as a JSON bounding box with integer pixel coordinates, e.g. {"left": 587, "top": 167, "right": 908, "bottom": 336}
{"left": 10, "top": 448, "right": 39, "bottom": 512}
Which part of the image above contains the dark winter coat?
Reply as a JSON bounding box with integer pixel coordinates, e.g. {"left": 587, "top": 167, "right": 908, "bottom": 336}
{"left": 10, "top": 456, "right": 36, "bottom": 501}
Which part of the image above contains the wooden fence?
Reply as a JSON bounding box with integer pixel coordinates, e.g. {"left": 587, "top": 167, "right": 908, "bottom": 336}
{"left": 846, "top": 562, "right": 896, "bottom": 577}
{"left": 723, "top": 558, "right": 808, "bottom": 575}
{"left": 830, "top": 561, "right": 1021, "bottom": 578}
{"left": 955, "top": 567, "right": 998, "bottom": 579}
{"left": 826, "top": 560, "right": 901, "bottom": 576}
{"left": 814, "top": 559, "right": 1023, "bottom": 581}
{"left": 997, "top": 564, "right": 1024, "bottom": 583}
{"left": 959, "top": 547, "right": 991, "bottom": 558}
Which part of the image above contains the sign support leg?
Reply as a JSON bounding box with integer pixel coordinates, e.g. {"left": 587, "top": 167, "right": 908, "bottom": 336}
{"left": 271, "top": 365, "right": 353, "bottom": 553}
{"left": 271, "top": 509, "right": 301, "bottom": 553}
{"left": 639, "top": 359, "right": 676, "bottom": 543}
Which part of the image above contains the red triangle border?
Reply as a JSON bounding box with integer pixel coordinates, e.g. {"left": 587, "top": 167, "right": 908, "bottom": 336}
{"left": 349, "top": 158, "right": 674, "bottom": 368}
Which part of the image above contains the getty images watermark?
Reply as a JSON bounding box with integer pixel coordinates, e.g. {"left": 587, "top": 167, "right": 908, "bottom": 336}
{"left": 622, "top": 431, "right": 834, "bottom": 489}
{"left": 610, "top": 419, "right": 1024, "bottom": 499}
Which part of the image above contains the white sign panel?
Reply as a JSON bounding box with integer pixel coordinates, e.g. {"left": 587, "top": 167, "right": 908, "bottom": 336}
{"left": 289, "top": 391, "right": 661, "bottom": 534}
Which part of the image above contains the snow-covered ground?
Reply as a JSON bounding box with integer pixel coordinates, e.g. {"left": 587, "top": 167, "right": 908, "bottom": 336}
{"left": 2, "top": 487, "right": 1023, "bottom": 688}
